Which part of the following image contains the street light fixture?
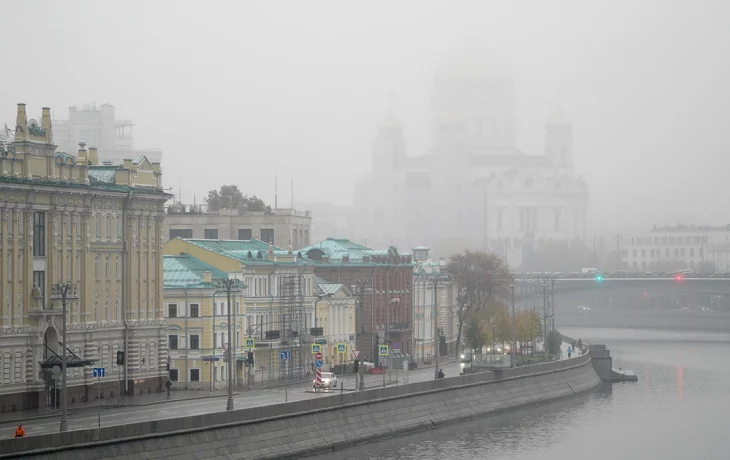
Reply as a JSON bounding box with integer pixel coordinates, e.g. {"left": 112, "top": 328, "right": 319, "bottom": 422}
{"left": 428, "top": 273, "right": 449, "bottom": 380}
{"left": 542, "top": 281, "right": 548, "bottom": 362}
{"left": 510, "top": 282, "right": 516, "bottom": 368}
{"left": 216, "top": 278, "right": 243, "bottom": 411}
{"left": 49, "top": 282, "right": 79, "bottom": 432}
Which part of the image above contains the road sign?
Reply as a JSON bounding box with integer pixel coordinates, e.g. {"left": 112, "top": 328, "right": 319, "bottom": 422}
{"left": 393, "top": 341, "right": 400, "bottom": 349}
{"left": 315, "top": 360, "right": 323, "bottom": 368}
{"left": 245, "top": 338, "right": 255, "bottom": 348}
{"left": 223, "top": 351, "right": 230, "bottom": 360}
{"left": 379, "top": 345, "right": 389, "bottom": 356}
{"left": 92, "top": 368, "right": 105, "bottom": 378}
{"left": 316, "top": 368, "right": 322, "bottom": 386}
{"left": 311, "top": 344, "right": 321, "bottom": 354}
{"left": 393, "top": 348, "right": 401, "bottom": 354}
{"left": 337, "top": 343, "right": 346, "bottom": 353}
{"left": 280, "top": 350, "right": 291, "bottom": 360}
{"left": 352, "top": 350, "right": 360, "bottom": 359}
{"left": 202, "top": 356, "right": 220, "bottom": 362}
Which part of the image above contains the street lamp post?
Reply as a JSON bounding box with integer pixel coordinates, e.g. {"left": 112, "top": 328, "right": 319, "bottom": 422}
{"left": 542, "top": 281, "right": 548, "bottom": 362}
{"left": 216, "top": 278, "right": 242, "bottom": 411}
{"left": 510, "top": 282, "right": 516, "bottom": 368}
{"left": 428, "top": 273, "right": 448, "bottom": 380}
{"left": 50, "top": 282, "right": 79, "bottom": 433}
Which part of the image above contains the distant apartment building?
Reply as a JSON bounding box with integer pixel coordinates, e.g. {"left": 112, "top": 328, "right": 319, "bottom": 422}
{"left": 52, "top": 102, "right": 162, "bottom": 164}
{"left": 623, "top": 225, "right": 730, "bottom": 272}
{"left": 164, "top": 203, "right": 312, "bottom": 249}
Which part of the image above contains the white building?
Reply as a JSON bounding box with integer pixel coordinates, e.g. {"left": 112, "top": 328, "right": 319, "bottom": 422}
{"left": 53, "top": 102, "right": 162, "bottom": 164}
{"left": 623, "top": 225, "right": 730, "bottom": 272}
{"left": 314, "top": 280, "right": 356, "bottom": 369}
{"left": 412, "top": 247, "right": 458, "bottom": 360}
{"left": 353, "top": 46, "right": 589, "bottom": 265}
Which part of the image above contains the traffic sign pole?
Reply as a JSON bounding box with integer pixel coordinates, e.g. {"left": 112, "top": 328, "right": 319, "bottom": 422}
{"left": 92, "top": 367, "right": 105, "bottom": 428}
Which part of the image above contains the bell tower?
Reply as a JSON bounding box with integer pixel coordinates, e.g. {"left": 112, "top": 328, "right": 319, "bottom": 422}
{"left": 545, "top": 108, "right": 573, "bottom": 168}
{"left": 372, "top": 99, "right": 405, "bottom": 172}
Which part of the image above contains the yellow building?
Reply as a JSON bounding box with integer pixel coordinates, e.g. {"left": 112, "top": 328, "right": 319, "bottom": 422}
{"left": 163, "top": 254, "right": 246, "bottom": 389}
{"left": 163, "top": 238, "right": 317, "bottom": 384}
{"left": 0, "top": 103, "right": 170, "bottom": 410}
{"left": 314, "top": 280, "right": 356, "bottom": 371}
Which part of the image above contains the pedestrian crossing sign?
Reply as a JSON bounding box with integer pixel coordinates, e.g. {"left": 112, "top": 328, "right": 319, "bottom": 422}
{"left": 337, "top": 343, "right": 346, "bottom": 353}
{"left": 379, "top": 345, "right": 389, "bottom": 356}
{"left": 311, "top": 344, "right": 321, "bottom": 354}
{"left": 245, "top": 338, "right": 255, "bottom": 348}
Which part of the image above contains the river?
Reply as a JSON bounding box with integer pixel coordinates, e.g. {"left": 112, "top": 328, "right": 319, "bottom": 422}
{"left": 313, "top": 327, "right": 730, "bottom": 460}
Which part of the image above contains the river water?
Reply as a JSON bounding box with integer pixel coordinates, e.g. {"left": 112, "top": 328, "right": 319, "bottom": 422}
{"left": 314, "top": 327, "right": 730, "bottom": 460}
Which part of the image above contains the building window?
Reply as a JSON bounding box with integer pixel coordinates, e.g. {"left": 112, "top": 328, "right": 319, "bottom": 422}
{"left": 106, "top": 215, "right": 111, "bottom": 240}
{"left": 204, "top": 229, "right": 219, "bottom": 239}
{"left": 169, "top": 335, "right": 178, "bottom": 350}
{"left": 190, "top": 304, "right": 200, "bottom": 318}
{"left": 190, "top": 369, "right": 200, "bottom": 382}
{"left": 169, "top": 369, "right": 179, "bottom": 381}
{"left": 632, "top": 249, "right": 637, "bottom": 257}
{"left": 690, "top": 248, "right": 695, "bottom": 257}
{"left": 33, "top": 212, "right": 46, "bottom": 256}
{"left": 168, "top": 304, "right": 178, "bottom": 318}
{"left": 33, "top": 271, "right": 45, "bottom": 296}
{"left": 260, "top": 229, "right": 274, "bottom": 244}
{"left": 95, "top": 256, "right": 100, "bottom": 280}
{"left": 169, "top": 229, "right": 193, "bottom": 239}
{"left": 189, "top": 335, "right": 200, "bottom": 350}
{"left": 238, "top": 228, "right": 252, "bottom": 240}
{"left": 96, "top": 215, "right": 101, "bottom": 239}
{"left": 105, "top": 256, "right": 110, "bottom": 280}
{"left": 116, "top": 256, "right": 120, "bottom": 280}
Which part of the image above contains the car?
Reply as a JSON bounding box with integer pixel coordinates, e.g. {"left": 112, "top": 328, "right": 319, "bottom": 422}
{"left": 313, "top": 372, "right": 337, "bottom": 389}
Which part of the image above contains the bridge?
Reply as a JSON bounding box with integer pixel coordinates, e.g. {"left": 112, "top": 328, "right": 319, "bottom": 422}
{"left": 510, "top": 273, "right": 730, "bottom": 331}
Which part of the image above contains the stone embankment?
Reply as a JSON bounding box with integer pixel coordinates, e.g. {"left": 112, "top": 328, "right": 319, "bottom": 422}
{"left": 0, "top": 352, "right": 601, "bottom": 460}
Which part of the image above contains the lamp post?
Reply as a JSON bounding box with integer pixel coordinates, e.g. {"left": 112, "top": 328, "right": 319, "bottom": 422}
{"left": 510, "top": 282, "right": 516, "bottom": 368}
{"left": 50, "top": 282, "right": 79, "bottom": 432}
{"left": 428, "top": 273, "right": 449, "bottom": 380}
{"left": 542, "top": 281, "right": 548, "bottom": 362}
{"left": 216, "top": 278, "right": 242, "bottom": 411}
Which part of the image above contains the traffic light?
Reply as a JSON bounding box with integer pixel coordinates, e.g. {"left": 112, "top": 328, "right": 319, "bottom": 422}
{"left": 116, "top": 351, "right": 125, "bottom": 366}
{"left": 166, "top": 361, "right": 170, "bottom": 371}
{"left": 595, "top": 275, "right": 603, "bottom": 282}
{"left": 675, "top": 274, "right": 683, "bottom": 281}
{"left": 247, "top": 351, "right": 254, "bottom": 366}
{"left": 353, "top": 359, "right": 359, "bottom": 373}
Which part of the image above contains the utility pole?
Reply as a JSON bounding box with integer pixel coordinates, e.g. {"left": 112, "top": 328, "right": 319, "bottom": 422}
{"left": 510, "top": 282, "right": 516, "bottom": 368}
{"left": 615, "top": 234, "right": 622, "bottom": 271}
{"left": 51, "top": 283, "right": 79, "bottom": 433}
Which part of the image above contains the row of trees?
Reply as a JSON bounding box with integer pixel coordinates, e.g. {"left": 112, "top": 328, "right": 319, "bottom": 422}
{"left": 447, "top": 249, "right": 553, "bottom": 355}
{"left": 206, "top": 185, "right": 272, "bottom": 213}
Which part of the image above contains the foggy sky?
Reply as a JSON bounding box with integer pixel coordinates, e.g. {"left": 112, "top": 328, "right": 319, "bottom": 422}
{"left": 2, "top": 0, "right": 729, "bottom": 237}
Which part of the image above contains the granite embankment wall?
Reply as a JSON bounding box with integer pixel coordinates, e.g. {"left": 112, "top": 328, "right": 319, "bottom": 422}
{"left": 1, "top": 354, "right": 600, "bottom": 460}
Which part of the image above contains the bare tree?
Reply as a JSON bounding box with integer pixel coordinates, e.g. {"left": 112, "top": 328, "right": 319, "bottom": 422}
{"left": 448, "top": 250, "right": 512, "bottom": 356}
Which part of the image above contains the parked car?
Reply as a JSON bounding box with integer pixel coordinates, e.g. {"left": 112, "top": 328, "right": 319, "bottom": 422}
{"left": 313, "top": 372, "right": 337, "bottom": 389}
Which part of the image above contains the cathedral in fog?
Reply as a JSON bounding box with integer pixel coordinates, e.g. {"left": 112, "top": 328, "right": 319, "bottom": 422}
{"left": 353, "top": 47, "right": 589, "bottom": 266}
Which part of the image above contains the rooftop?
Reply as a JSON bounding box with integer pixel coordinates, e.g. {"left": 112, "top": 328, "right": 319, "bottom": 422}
{"left": 163, "top": 254, "right": 229, "bottom": 289}
{"left": 301, "top": 237, "right": 412, "bottom": 266}
{"left": 174, "top": 238, "right": 311, "bottom": 266}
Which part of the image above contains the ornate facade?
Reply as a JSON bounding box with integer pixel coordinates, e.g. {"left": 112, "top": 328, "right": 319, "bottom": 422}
{"left": 0, "top": 103, "right": 170, "bottom": 411}
{"left": 353, "top": 47, "right": 590, "bottom": 266}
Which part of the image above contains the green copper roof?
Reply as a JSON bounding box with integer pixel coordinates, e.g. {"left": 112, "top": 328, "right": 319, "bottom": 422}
{"left": 88, "top": 166, "right": 117, "bottom": 184}
{"left": 163, "top": 254, "right": 229, "bottom": 289}
{"left": 178, "top": 238, "right": 312, "bottom": 266}
{"left": 300, "top": 237, "right": 413, "bottom": 266}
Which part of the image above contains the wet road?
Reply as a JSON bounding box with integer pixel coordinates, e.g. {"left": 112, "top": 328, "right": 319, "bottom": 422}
{"left": 0, "top": 360, "right": 462, "bottom": 439}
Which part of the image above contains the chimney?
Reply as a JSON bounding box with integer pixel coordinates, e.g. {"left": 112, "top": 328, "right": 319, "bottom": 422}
{"left": 77, "top": 140, "right": 87, "bottom": 161}
{"left": 88, "top": 146, "right": 99, "bottom": 166}
{"left": 41, "top": 107, "right": 53, "bottom": 144}
{"left": 202, "top": 271, "right": 212, "bottom": 283}
{"left": 123, "top": 159, "right": 132, "bottom": 169}
{"left": 15, "top": 103, "right": 27, "bottom": 141}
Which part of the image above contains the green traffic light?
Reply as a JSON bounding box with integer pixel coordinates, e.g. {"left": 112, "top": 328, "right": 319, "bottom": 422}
{"left": 595, "top": 275, "right": 603, "bottom": 281}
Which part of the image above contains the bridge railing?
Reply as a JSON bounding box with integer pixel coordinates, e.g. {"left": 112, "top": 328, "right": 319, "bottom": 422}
{"left": 512, "top": 271, "right": 730, "bottom": 281}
